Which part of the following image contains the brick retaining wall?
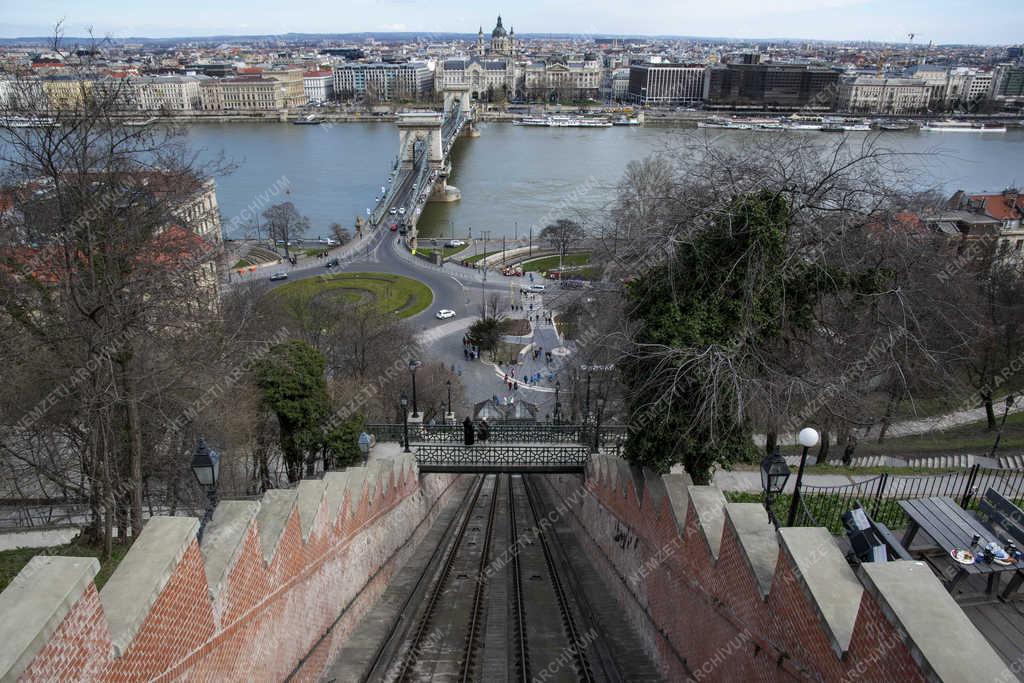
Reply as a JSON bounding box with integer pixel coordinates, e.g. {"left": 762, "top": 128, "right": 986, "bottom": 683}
{"left": 542, "top": 454, "right": 1011, "bottom": 682}
{"left": 0, "top": 455, "right": 459, "bottom": 682}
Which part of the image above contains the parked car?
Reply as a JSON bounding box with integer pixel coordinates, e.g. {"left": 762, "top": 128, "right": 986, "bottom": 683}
{"left": 435, "top": 309, "right": 456, "bottom": 320}
{"left": 270, "top": 272, "right": 288, "bottom": 281}
{"left": 325, "top": 258, "right": 340, "bottom": 268}
{"left": 520, "top": 284, "right": 546, "bottom": 293}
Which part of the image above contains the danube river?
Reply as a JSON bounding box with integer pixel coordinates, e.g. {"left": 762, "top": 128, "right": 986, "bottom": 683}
{"left": 184, "top": 122, "right": 1024, "bottom": 240}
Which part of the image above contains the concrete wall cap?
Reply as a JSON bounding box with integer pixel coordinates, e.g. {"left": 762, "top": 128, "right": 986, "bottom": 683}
{"left": 322, "top": 471, "right": 352, "bottom": 525}
{"left": 200, "top": 501, "right": 259, "bottom": 599}
{"left": 724, "top": 503, "right": 779, "bottom": 598}
{"left": 663, "top": 473, "right": 693, "bottom": 536}
{"left": 344, "top": 469, "right": 369, "bottom": 514}
{"left": 643, "top": 469, "right": 669, "bottom": 513}
{"left": 254, "top": 489, "right": 298, "bottom": 565}
{"left": 100, "top": 516, "right": 199, "bottom": 656}
{"left": 0, "top": 556, "right": 100, "bottom": 681}
{"left": 687, "top": 486, "right": 728, "bottom": 559}
{"left": 859, "top": 561, "right": 1010, "bottom": 681}
{"left": 296, "top": 480, "right": 328, "bottom": 542}
{"left": 778, "top": 526, "right": 862, "bottom": 658}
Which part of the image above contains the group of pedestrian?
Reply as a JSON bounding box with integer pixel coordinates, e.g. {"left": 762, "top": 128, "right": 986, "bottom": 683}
{"left": 462, "top": 336, "right": 481, "bottom": 360}
{"left": 531, "top": 345, "right": 544, "bottom": 361}
{"left": 462, "top": 416, "right": 490, "bottom": 445}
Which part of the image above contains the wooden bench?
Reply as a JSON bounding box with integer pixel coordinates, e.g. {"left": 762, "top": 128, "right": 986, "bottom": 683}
{"left": 976, "top": 488, "right": 1024, "bottom": 599}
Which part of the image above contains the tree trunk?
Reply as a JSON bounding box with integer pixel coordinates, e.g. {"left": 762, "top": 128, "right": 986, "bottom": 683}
{"left": 983, "top": 391, "right": 996, "bottom": 429}
{"left": 121, "top": 361, "right": 145, "bottom": 537}
{"left": 877, "top": 392, "right": 900, "bottom": 443}
{"left": 816, "top": 429, "right": 830, "bottom": 463}
{"left": 765, "top": 430, "right": 777, "bottom": 455}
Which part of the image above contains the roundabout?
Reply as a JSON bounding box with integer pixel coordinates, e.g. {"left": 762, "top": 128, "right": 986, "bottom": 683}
{"left": 268, "top": 272, "right": 434, "bottom": 319}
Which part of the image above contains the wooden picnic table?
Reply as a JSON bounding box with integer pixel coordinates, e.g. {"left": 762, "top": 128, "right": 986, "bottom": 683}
{"left": 899, "top": 496, "right": 1022, "bottom": 596}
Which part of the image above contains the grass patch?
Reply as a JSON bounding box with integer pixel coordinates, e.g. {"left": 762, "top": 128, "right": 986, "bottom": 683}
{"left": 270, "top": 272, "right": 433, "bottom": 319}
{"left": 857, "top": 410, "right": 1024, "bottom": 457}
{"left": 417, "top": 245, "right": 467, "bottom": 260}
{"left": 522, "top": 253, "right": 591, "bottom": 273}
{"left": 492, "top": 341, "right": 527, "bottom": 364}
{"left": 462, "top": 250, "right": 499, "bottom": 266}
{"left": 723, "top": 491, "right": 908, "bottom": 535}
{"left": 1, "top": 541, "right": 130, "bottom": 593}
{"left": 232, "top": 259, "right": 252, "bottom": 269}
{"left": 499, "top": 318, "right": 530, "bottom": 336}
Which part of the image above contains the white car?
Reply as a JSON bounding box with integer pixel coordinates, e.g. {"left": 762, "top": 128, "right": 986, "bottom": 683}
{"left": 269, "top": 272, "right": 288, "bottom": 282}
{"left": 521, "top": 284, "right": 546, "bottom": 293}
{"left": 398, "top": 207, "right": 406, "bottom": 215}
{"left": 445, "top": 239, "right": 466, "bottom": 247}
{"left": 435, "top": 309, "right": 456, "bottom": 320}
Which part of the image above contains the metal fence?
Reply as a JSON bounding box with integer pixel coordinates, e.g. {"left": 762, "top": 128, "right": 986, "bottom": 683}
{"left": 365, "top": 422, "right": 627, "bottom": 447}
{"left": 413, "top": 444, "right": 591, "bottom": 473}
{"left": 791, "top": 465, "right": 1024, "bottom": 532}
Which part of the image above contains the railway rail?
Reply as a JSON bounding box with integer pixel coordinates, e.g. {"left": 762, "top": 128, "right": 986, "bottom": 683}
{"left": 369, "top": 473, "right": 625, "bottom": 683}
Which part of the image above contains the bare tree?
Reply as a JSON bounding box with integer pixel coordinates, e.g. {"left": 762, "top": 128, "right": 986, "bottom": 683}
{"left": 263, "top": 202, "right": 310, "bottom": 258}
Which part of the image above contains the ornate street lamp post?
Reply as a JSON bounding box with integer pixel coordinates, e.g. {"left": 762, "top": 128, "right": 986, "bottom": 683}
{"left": 190, "top": 438, "right": 220, "bottom": 541}
{"left": 446, "top": 379, "right": 453, "bottom": 419}
{"left": 408, "top": 359, "right": 422, "bottom": 418}
{"left": 786, "top": 428, "right": 820, "bottom": 527}
{"left": 760, "top": 449, "right": 790, "bottom": 528}
{"left": 400, "top": 392, "right": 411, "bottom": 453}
{"left": 554, "top": 381, "right": 561, "bottom": 424}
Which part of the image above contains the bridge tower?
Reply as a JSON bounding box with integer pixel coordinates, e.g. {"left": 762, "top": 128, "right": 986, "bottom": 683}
{"left": 396, "top": 111, "right": 444, "bottom": 171}
{"left": 442, "top": 84, "right": 472, "bottom": 120}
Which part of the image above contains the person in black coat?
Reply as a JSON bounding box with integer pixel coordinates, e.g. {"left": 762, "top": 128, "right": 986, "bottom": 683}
{"left": 477, "top": 418, "right": 490, "bottom": 443}
{"left": 463, "top": 416, "right": 475, "bottom": 445}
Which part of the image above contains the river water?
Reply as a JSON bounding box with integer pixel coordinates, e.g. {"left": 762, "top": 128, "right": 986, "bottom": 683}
{"left": 184, "top": 122, "right": 1024, "bottom": 240}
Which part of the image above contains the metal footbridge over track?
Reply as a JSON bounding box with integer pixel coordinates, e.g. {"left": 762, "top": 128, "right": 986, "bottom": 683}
{"left": 367, "top": 422, "right": 627, "bottom": 474}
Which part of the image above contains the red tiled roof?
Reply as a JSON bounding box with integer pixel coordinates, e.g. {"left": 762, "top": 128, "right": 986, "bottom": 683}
{"left": 970, "top": 193, "right": 1024, "bottom": 222}
{"left": 304, "top": 70, "right": 332, "bottom": 77}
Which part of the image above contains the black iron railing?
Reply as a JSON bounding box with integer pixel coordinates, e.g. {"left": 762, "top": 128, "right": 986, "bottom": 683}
{"left": 366, "top": 422, "right": 627, "bottom": 447}
{"left": 412, "top": 444, "right": 591, "bottom": 472}
{"left": 790, "top": 465, "right": 1024, "bottom": 532}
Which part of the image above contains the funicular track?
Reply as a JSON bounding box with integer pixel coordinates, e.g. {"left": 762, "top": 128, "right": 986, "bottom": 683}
{"left": 369, "top": 473, "right": 626, "bottom": 683}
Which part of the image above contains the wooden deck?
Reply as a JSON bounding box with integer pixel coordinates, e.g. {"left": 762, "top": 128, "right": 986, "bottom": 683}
{"left": 909, "top": 538, "right": 1024, "bottom": 678}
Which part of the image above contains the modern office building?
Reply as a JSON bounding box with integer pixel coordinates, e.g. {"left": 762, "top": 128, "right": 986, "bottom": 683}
{"left": 333, "top": 62, "right": 433, "bottom": 101}
{"left": 704, "top": 63, "right": 841, "bottom": 109}
{"left": 626, "top": 63, "right": 706, "bottom": 105}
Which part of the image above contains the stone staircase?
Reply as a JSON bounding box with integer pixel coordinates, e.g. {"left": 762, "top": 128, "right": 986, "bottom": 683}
{"left": 791, "top": 452, "right": 1024, "bottom": 470}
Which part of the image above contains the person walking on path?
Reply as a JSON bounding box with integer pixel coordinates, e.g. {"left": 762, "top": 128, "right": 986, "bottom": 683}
{"left": 463, "top": 416, "right": 475, "bottom": 446}
{"left": 477, "top": 418, "right": 490, "bottom": 444}
{"left": 358, "top": 431, "right": 372, "bottom": 466}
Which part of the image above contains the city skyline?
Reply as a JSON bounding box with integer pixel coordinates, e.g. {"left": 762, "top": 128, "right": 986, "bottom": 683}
{"left": 2, "top": 0, "right": 1022, "bottom": 46}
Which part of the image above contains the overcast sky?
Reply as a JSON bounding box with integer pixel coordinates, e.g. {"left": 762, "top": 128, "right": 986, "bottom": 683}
{"left": 1, "top": 0, "right": 1019, "bottom": 45}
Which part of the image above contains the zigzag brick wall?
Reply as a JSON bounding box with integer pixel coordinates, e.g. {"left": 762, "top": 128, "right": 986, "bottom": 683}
{"left": 542, "top": 454, "right": 1012, "bottom": 682}
{"left": 0, "top": 455, "right": 460, "bottom": 682}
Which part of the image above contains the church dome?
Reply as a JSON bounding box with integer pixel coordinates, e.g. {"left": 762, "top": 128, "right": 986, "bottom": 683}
{"left": 491, "top": 16, "right": 507, "bottom": 38}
